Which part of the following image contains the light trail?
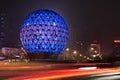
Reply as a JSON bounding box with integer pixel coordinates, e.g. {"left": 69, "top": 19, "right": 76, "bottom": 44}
{"left": 6, "top": 67, "right": 120, "bottom": 80}
{"left": 87, "top": 72, "right": 120, "bottom": 80}
{"left": 78, "top": 66, "right": 97, "bottom": 70}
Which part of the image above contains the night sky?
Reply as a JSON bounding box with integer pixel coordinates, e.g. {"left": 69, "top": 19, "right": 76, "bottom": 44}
{"left": 0, "top": 0, "right": 120, "bottom": 55}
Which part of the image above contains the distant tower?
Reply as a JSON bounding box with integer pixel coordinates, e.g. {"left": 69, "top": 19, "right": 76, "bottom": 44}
{"left": 67, "top": 25, "right": 73, "bottom": 49}
{"left": 0, "top": 13, "right": 9, "bottom": 48}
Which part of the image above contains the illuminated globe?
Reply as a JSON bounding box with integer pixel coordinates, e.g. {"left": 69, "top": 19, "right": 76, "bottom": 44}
{"left": 20, "top": 9, "right": 68, "bottom": 56}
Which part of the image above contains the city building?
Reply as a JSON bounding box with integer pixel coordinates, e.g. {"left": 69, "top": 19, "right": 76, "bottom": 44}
{"left": 112, "top": 40, "right": 120, "bottom": 59}
{"left": 107, "top": 40, "right": 120, "bottom": 62}
{"left": 0, "top": 13, "right": 9, "bottom": 48}
{"left": 89, "top": 41, "right": 102, "bottom": 60}
{"left": 0, "top": 47, "right": 27, "bottom": 61}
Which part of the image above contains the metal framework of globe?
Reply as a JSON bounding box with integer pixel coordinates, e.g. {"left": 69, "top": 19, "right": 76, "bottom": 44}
{"left": 20, "top": 9, "right": 68, "bottom": 54}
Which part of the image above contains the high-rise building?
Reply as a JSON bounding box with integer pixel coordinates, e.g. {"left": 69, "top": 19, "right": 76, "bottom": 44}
{"left": 0, "top": 13, "right": 9, "bottom": 48}
{"left": 66, "top": 25, "right": 74, "bottom": 49}
{"left": 89, "top": 41, "right": 102, "bottom": 60}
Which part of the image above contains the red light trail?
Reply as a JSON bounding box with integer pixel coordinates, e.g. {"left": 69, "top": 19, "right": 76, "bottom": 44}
{"left": 6, "top": 67, "right": 120, "bottom": 80}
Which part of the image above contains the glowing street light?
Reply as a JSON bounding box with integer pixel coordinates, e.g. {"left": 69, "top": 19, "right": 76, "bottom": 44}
{"left": 66, "top": 48, "right": 70, "bottom": 51}
{"left": 92, "top": 55, "right": 96, "bottom": 58}
{"left": 84, "top": 56, "right": 87, "bottom": 58}
{"left": 94, "top": 50, "right": 98, "bottom": 53}
{"left": 73, "top": 50, "right": 77, "bottom": 55}
{"left": 90, "top": 47, "right": 94, "bottom": 51}
{"left": 79, "top": 54, "right": 82, "bottom": 57}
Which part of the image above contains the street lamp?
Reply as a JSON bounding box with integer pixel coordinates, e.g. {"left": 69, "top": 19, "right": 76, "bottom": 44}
{"left": 66, "top": 48, "right": 70, "bottom": 51}
{"left": 79, "top": 54, "right": 82, "bottom": 57}
{"left": 90, "top": 47, "right": 94, "bottom": 51}
{"left": 73, "top": 50, "right": 77, "bottom": 55}
{"left": 64, "top": 48, "right": 70, "bottom": 60}
{"left": 92, "top": 55, "right": 96, "bottom": 58}
{"left": 84, "top": 56, "right": 86, "bottom": 58}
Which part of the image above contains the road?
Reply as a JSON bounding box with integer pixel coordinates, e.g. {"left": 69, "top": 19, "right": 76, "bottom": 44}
{"left": 0, "top": 61, "right": 120, "bottom": 80}
{"left": 61, "top": 72, "right": 120, "bottom": 80}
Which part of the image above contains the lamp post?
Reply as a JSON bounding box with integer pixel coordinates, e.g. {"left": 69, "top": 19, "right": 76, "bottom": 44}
{"left": 64, "top": 48, "right": 70, "bottom": 60}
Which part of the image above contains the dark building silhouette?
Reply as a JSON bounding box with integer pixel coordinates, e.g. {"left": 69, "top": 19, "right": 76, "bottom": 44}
{"left": 0, "top": 13, "right": 9, "bottom": 48}
{"left": 108, "top": 40, "right": 120, "bottom": 62}
{"left": 113, "top": 40, "right": 120, "bottom": 58}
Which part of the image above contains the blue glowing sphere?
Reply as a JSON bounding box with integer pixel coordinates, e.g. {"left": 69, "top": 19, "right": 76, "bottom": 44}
{"left": 20, "top": 9, "right": 68, "bottom": 54}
